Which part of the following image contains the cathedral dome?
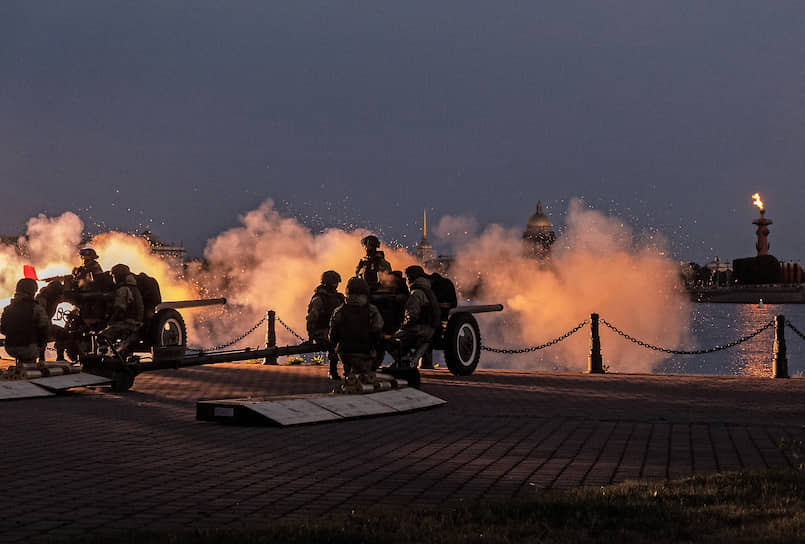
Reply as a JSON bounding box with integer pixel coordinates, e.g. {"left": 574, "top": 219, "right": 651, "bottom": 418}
{"left": 526, "top": 201, "right": 552, "bottom": 229}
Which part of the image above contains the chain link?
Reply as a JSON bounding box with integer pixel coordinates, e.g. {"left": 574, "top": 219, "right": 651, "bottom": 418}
{"left": 276, "top": 314, "right": 327, "bottom": 355}
{"left": 600, "top": 317, "right": 775, "bottom": 355}
{"left": 481, "top": 320, "right": 588, "bottom": 354}
{"left": 787, "top": 321, "right": 805, "bottom": 342}
{"left": 193, "top": 315, "right": 267, "bottom": 352}
{"left": 276, "top": 314, "right": 307, "bottom": 343}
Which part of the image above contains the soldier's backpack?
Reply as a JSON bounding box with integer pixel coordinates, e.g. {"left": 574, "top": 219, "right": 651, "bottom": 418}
{"left": 136, "top": 273, "right": 162, "bottom": 311}
{"left": 428, "top": 273, "right": 457, "bottom": 320}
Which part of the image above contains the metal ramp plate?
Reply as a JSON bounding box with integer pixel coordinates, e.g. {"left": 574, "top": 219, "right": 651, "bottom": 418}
{"left": 368, "top": 388, "right": 448, "bottom": 411}
{"left": 247, "top": 399, "right": 343, "bottom": 425}
{"left": 31, "top": 373, "right": 112, "bottom": 391}
{"left": 0, "top": 381, "right": 55, "bottom": 400}
{"left": 308, "top": 394, "right": 394, "bottom": 418}
{"left": 197, "top": 389, "right": 446, "bottom": 426}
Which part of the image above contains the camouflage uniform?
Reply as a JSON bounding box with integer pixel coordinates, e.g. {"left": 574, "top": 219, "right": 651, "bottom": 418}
{"left": 100, "top": 266, "right": 144, "bottom": 356}
{"left": 35, "top": 280, "right": 67, "bottom": 361}
{"left": 306, "top": 282, "right": 345, "bottom": 378}
{"left": 329, "top": 279, "right": 384, "bottom": 376}
{"left": 373, "top": 269, "right": 409, "bottom": 335}
{"left": 72, "top": 248, "right": 104, "bottom": 288}
{"left": 391, "top": 275, "right": 441, "bottom": 353}
{"left": 1, "top": 279, "right": 50, "bottom": 364}
{"left": 355, "top": 236, "right": 392, "bottom": 292}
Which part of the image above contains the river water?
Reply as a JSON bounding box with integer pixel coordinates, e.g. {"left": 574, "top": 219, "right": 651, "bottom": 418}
{"left": 652, "top": 303, "right": 805, "bottom": 377}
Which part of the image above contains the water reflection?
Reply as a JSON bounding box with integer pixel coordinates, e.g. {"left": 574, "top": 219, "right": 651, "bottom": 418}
{"left": 656, "top": 304, "right": 805, "bottom": 377}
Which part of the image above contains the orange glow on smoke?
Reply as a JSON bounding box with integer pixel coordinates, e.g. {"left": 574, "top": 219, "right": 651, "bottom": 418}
{"left": 752, "top": 193, "right": 764, "bottom": 211}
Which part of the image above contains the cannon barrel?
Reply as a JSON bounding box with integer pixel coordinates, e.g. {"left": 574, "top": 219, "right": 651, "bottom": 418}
{"left": 41, "top": 274, "right": 72, "bottom": 283}
{"left": 155, "top": 298, "right": 227, "bottom": 311}
{"left": 449, "top": 304, "right": 504, "bottom": 315}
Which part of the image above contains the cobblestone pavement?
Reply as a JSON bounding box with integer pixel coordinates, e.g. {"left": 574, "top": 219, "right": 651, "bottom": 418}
{"left": 2, "top": 363, "right": 805, "bottom": 541}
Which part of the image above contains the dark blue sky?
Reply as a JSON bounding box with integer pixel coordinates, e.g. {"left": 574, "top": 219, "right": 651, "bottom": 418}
{"left": 2, "top": 2, "right": 804, "bottom": 262}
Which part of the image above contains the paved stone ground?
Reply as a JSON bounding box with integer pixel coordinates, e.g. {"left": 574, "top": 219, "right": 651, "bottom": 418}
{"left": 2, "top": 362, "right": 805, "bottom": 542}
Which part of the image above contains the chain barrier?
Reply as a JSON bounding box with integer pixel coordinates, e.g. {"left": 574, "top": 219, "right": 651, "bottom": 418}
{"left": 481, "top": 320, "right": 588, "bottom": 354}
{"left": 276, "top": 314, "right": 326, "bottom": 355}
{"left": 194, "top": 315, "right": 267, "bottom": 352}
{"left": 276, "top": 314, "right": 307, "bottom": 343}
{"left": 37, "top": 310, "right": 791, "bottom": 359}
{"left": 787, "top": 321, "right": 805, "bottom": 342}
{"left": 600, "top": 317, "right": 775, "bottom": 355}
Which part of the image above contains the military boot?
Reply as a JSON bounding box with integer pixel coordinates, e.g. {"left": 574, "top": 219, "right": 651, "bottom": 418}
{"left": 328, "top": 362, "right": 341, "bottom": 381}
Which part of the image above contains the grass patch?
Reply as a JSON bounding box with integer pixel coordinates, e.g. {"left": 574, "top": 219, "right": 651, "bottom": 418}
{"left": 50, "top": 469, "right": 805, "bottom": 543}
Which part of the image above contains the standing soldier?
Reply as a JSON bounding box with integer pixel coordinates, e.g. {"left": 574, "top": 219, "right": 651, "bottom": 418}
{"left": 99, "top": 264, "right": 144, "bottom": 357}
{"left": 306, "top": 270, "right": 345, "bottom": 380}
{"left": 329, "top": 277, "right": 384, "bottom": 381}
{"left": 1, "top": 278, "right": 50, "bottom": 366}
{"left": 355, "top": 235, "right": 392, "bottom": 292}
{"left": 389, "top": 265, "right": 441, "bottom": 364}
{"left": 74, "top": 248, "right": 103, "bottom": 279}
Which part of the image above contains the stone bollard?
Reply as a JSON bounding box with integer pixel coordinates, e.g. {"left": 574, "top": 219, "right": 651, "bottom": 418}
{"left": 773, "top": 314, "right": 788, "bottom": 379}
{"left": 263, "top": 310, "right": 278, "bottom": 365}
{"left": 588, "top": 313, "right": 604, "bottom": 374}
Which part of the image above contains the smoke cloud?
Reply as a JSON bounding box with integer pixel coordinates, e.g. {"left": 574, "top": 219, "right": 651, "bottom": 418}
{"left": 188, "top": 200, "right": 417, "bottom": 348}
{"left": 1, "top": 199, "right": 690, "bottom": 372}
{"left": 442, "top": 199, "right": 691, "bottom": 372}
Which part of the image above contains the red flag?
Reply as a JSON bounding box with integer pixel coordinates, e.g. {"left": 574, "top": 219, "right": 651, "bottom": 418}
{"left": 23, "top": 265, "right": 38, "bottom": 280}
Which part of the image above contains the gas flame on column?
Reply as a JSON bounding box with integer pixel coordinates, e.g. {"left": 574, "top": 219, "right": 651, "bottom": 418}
{"left": 752, "top": 193, "right": 764, "bottom": 211}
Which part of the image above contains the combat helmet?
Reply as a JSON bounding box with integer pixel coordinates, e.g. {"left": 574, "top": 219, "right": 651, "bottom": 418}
{"left": 321, "top": 270, "right": 342, "bottom": 286}
{"left": 346, "top": 277, "right": 370, "bottom": 296}
{"left": 110, "top": 263, "right": 131, "bottom": 280}
{"left": 15, "top": 278, "right": 38, "bottom": 297}
{"left": 361, "top": 235, "right": 380, "bottom": 250}
{"left": 404, "top": 265, "right": 427, "bottom": 282}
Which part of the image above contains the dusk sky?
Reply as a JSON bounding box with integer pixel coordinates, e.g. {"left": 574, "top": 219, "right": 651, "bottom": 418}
{"left": 2, "top": 2, "right": 804, "bottom": 263}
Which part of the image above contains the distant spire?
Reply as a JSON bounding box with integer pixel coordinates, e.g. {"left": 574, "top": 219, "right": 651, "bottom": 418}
{"left": 423, "top": 208, "right": 428, "bottom": 240}
{"left": 536, "top": 201, "right": 542, "bottom": 215}
{"left": 416, "top": 208, "right": 435, "bottom": 264}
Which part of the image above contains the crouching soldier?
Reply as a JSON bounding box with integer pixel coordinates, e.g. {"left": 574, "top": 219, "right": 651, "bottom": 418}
{"left": 1, "top": 278, "right": 49, "bottom": 366}
{"left": 35, "top": 279, "right": 67, "bottom": 361}
{"left": 306, "top": 270, "right": 345, "bottom": 380}
{"left": 99, "top": 264, "right": 143, "bottom": 357}
{"left": 389, "top": 265, "right": 441, "bottom": 365}
{"left": 329, "top": 277, "right": 384, "bottom": 381}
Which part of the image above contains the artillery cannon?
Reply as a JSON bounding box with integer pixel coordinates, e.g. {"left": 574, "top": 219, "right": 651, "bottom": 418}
{"left": 42, "top": 271, "right": 225, "bottom": 363}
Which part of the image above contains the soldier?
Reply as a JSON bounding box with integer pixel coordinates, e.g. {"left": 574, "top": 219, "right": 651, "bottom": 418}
{"left": 99, "top": 264, "right": 144, "bottom": 357}
{"left": 74, "top": 248, "right": 103, "bottom": 280}
{"left": 35, "top": 279, "right": 66, "bottom": 361}
{"left": 306, "top": 270, "right": 345, "bottom": 380}
{"left": 373, "top": 268, "right": 410, "bottom": 335}
{"left": 355, "top": 235, "right": 392, "bottom": 292}
{"left": 1, "top": 278, "right": 50, "bottom": 366}
{"left": 329, "top": 277, "right": 384, "bottom": 380}
{"left": 389, "top": 265, "right": 441, "bottom": 364}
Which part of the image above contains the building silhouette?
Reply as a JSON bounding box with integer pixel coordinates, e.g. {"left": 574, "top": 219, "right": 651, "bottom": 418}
{"left": 522, "top": 201, "right": 556, "bottom": 260}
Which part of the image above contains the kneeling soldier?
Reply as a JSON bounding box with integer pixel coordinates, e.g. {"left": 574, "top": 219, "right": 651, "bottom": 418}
{"left": 389, "top": 265, "right": 441, "bottom": 364}
{"left": 99, "top": 264, "right": 144, "bottom": 357}
{"left": 1, "top": 278, "right": 49, "bottom": 366}
{"left": 329, "top": 277, "right": 384, "bottom": 381}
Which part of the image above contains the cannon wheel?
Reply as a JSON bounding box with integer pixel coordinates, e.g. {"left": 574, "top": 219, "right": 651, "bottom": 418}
{"left": 150, "top": 309, "right": 187, "bottom": 350}
{"left": 443, "top": 312, "right": 481, "bottom": 376}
